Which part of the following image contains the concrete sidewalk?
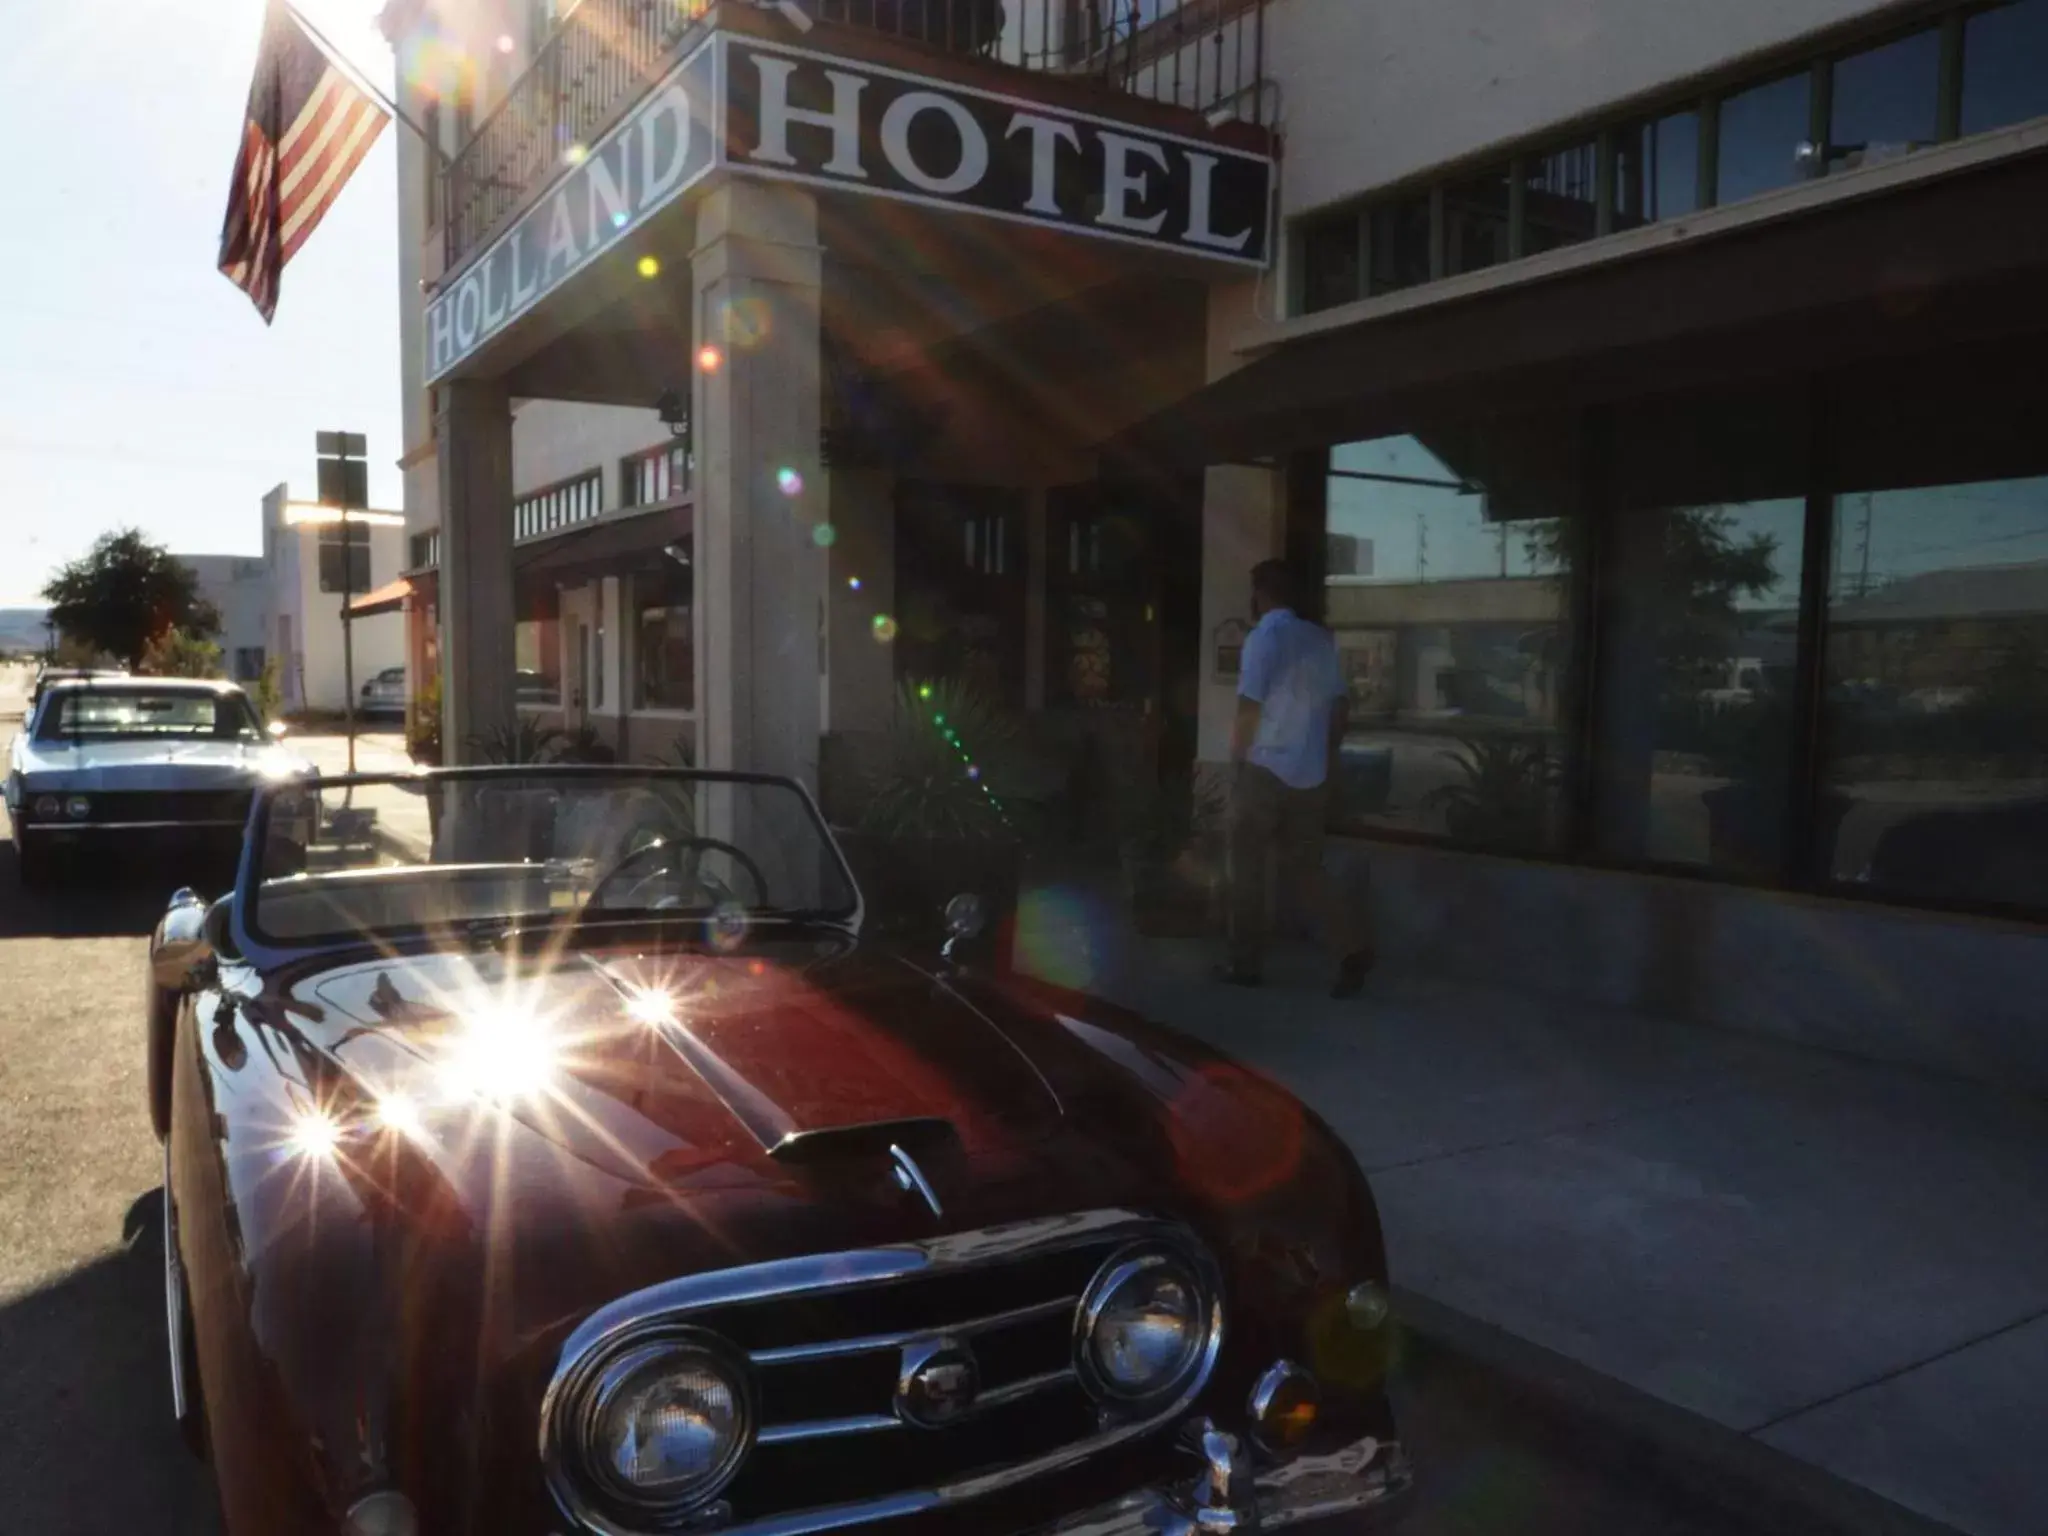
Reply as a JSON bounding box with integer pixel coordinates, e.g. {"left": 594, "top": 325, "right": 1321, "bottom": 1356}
{"left": 1013, "top": 878, "right": 2048, "bottom": 1536}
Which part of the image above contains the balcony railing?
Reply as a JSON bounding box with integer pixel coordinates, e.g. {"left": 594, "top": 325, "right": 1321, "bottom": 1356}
{"left": 443, "top": 0, "right": 1269, "bottom": 268}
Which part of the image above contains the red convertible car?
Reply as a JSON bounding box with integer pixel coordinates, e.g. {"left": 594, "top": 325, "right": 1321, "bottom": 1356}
{"left": 148, "top": 767, "right": 1411, "bottom": 1535}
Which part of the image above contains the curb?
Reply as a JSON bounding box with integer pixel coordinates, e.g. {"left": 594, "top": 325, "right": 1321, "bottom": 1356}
{"left": 1391, "top": 1286, "right": 1971, "bottom": 1536}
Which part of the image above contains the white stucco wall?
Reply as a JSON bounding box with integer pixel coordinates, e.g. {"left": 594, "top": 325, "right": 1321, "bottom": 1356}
{"left": 1268, "top": 0, "right": 1924, "bottom": 216}
{"left": 511, "top": 400, "right": 679, "bottom": 513}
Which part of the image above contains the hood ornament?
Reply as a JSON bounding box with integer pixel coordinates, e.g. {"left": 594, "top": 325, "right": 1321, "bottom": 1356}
{"left": 888, "top": 1143, "right": 943, "bottom": 1219}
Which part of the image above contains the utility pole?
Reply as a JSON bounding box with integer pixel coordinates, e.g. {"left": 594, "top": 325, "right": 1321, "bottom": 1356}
{"left": 1417, "top": 512, "right": 1430, "bottom": 583}
{"left": 1856, "top": 493, "right": 1875, "bottom": 600}
{"left": 316, "top": 432, "right": 369, "bottom": 775}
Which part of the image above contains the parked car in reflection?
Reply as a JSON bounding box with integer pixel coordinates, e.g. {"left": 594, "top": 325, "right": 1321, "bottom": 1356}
{"left": 148, "top": 767, "right": 1411, "bottom": 1535}
{"left": 5, "top": 677, "right": 312, "bottom": 888}
{"left": 358, "top": 665, "right": 408, "bottom": 719}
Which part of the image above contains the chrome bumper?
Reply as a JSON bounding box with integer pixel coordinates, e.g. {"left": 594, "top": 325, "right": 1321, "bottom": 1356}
{"left": 1042, "top": 1422, "right": 1413, "bottom": 1535}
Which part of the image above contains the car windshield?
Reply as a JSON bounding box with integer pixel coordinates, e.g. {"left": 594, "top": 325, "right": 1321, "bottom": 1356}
{"left": 244, "top": 769, "right": 859, "bottom": 947}
{"left": 36, "top": 688, "right": 260, "bottom": 742}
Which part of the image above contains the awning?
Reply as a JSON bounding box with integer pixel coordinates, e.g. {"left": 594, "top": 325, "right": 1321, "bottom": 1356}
{"left": 515, "top": 503, "right": 691, "bottom": 581}
{"left": 1110, "top": 146, "right": 2048, "bottom": 470}
{"left": 347, "top": 577, "right": 412, "bottom": 618}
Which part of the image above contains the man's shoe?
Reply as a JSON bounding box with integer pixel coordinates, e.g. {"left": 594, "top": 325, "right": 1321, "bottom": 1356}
{"left": 1331, "top": 950, "right": 1375, "bottom": 1000}
{"left": 1214, "top": 964, "right": 1264, "bottom": 989}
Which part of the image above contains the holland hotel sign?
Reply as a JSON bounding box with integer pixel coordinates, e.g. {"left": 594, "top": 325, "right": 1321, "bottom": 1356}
{"left": 426, "top": 32, "right": 1274, "bottom": 379}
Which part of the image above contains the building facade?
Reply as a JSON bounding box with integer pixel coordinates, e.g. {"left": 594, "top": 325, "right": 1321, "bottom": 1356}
{"left": 255, "top": 484, "right": 407, "bottom": 713}
{"left": 381, "top": 0, "right": 2048, "bottom": 1086}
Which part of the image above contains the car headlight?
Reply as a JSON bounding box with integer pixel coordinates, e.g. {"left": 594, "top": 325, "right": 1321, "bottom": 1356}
{"left": 548, "top": 1332, "right": 753, "bottom": 1524}
{"left": 65, "top": 795, "right": 91, "bottom": 820}
{"left": 1076, "top": 1246, "right": 1217, "bottom": 1406}
{"left": 32, "top": 794, "right": 60, "bottom": 819}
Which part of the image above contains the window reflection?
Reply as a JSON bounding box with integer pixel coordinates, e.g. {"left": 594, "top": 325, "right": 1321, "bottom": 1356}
{"left": 1716, "top": 72, "right": 1812, "bottom": 204}
{"left": 1368, "top": 196, "right": 1434, "bottom": 295}
{"left": 1523, "top": 142, "right": 1599, "bottom": 255}
{"left": 1325, "top": 428, "right": 1577, "bottom": 850}
{"left": 634, "top": 546, "right": 694, "bottom": 711}
{"left": 1824, "top": 480, "right": 2048, "bottom": 908}
{"left": 1961, "top": 0, "right": 2048, "bottom": 136}
{"left": 1444, "top": 167, "right": 1511, "bottom": 274}
{"left": 1300, "top": 213, "right": 1361, "bottom": 313}
{"left": 1829, "top": 29, "right": 1940, "bottom": 170}
{"left": 1615, "top": 111, "right": 1700, "bottom": 228}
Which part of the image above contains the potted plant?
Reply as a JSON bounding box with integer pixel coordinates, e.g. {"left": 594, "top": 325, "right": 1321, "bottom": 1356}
{"left": 1421, "top": 732, "right": 1563, "bottom": 849}
{"left": 1118, "top": 773, "right": 1226, "bottom": 936}
{"left": 835, "top": 678, "right": 1031, "bottom": 967}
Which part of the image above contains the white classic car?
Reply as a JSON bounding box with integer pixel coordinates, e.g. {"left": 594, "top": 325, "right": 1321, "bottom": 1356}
{"left": 5, "top": 677, "right": 314, "bottom": 888}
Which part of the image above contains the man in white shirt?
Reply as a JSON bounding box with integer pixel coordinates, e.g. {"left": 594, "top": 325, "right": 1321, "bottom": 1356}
{"left": 1221, "top": 560, "right": 1373, "bottom": 996}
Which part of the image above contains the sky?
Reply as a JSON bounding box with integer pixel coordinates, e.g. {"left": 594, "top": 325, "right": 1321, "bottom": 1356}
{"left": 0, "top": 0, "right": 403, "bottom": 607}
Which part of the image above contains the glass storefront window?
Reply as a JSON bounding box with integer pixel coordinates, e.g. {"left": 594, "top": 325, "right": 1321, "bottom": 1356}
{"left": 635, "top": 548, "right": 694, "bottom": 711}
{"left": 1367, "top": 196, "right": 1433, "bottom": 295}
{"left": 1829, "top": 28, "right": 1940, "bottom": 170}
{"left": 1325, "top": 424, "right": 1578, "bottom": 850}
{"left": 1961, "top": 0, "right": 2048, "bottom": 136}
{"left": 1443, "top": 166, "right": 1511, "bottom": 275}
{"left": 1615, "top": 111, "right": 1700, "bottom": 228}
{"left": 1522, "top": 142, "right": 1599, "bottom": 254}
{"left": 514, "top": 618, "right": 560, "bottom": 706}
{"left": 1822, "top": 480, "right": 2048, "bottom": 909}
{"left": 1300, "top": 211, "right": 1362, "bottom": 314}
{"left": 1598, "top": 387, "right": 1812, "bottom": 877}
{"left": 1716, "top": 71, "right": 1812, "bottom": 204}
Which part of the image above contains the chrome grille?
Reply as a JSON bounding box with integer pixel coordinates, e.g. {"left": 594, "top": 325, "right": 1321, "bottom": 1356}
{"left": 541, "top": 1211, "right": 1223, "bottom": 1536}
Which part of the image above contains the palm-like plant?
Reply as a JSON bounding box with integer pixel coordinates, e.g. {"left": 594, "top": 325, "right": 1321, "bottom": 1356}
{"left": 1420, "top": 734, "right": 1563, "bottom": 848}
{"left": 857, "top": 677, "right": 1023, "bottom": 844}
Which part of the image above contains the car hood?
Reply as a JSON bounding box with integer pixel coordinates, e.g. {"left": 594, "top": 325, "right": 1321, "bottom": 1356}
{"left": 293, "top": 943, "right": 1065, "bottom": 1201}
{"left": 15, "top": 736, "right": 308, "bottom": 786}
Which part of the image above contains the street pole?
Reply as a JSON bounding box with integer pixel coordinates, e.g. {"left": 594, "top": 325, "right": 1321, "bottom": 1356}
{"left": 342, "top": 509, "right": 357, "bottom": 775}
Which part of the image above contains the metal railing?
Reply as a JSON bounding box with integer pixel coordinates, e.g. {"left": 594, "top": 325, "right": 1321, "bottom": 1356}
{"left": 442, "top": 0, "right": 1268, "bottom": 268}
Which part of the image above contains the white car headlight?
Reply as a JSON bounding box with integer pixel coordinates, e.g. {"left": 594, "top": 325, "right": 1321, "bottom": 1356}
{"left": 579, "top": 1338, "right": 752, "bottom": 1512}
{"left": 1076, "top": 1247, "right": 1215, "bottom": 1406}
{"left": 32, "top": 794, "right": 60, "bottom": 819}
{"left": 64, "top": 795, "right": 91, "bottom": 820}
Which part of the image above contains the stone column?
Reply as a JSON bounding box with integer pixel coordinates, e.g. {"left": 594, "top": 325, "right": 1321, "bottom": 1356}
{"left": 692, "top": 181, "right": 825, "bottom": 789}
{"left": 436, "top": 379, "right": 516, "bottom": 764}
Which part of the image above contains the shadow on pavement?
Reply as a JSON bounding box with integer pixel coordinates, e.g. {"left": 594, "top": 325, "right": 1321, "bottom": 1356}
{"left": 0, "top": 1191, "right": 222, "bottom": 1534}
{"left": 0, "top": 843, "right": 234, "bottom": 940}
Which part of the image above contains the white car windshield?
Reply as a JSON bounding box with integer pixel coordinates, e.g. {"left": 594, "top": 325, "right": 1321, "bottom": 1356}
{"left": 244, "top": 769, "right": 860, "bottom": 947}
{"left": 36, "top": 688, "right": 262, "bottom": 742}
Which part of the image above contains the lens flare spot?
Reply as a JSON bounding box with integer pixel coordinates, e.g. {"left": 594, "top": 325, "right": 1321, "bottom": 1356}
{"left": 564, "top": 142, "right": 589, "bottom": 166}
{"left": 288, "top": 1108, "right": 343, "bottom": 1161}
{"left": 495, "top": 33, "right": 516, "bottom": 53}
{"left": 611, "top": 210, "right": 629, "bottom": 229}
{"left": 871, "top": 614, "right": 899, "bottom": 644}
{"left": 710, "top": 902, "right": 750, "bottom": 953}
{"left": 718, "top": 294, "right": 773, "bottom": 350}
{"left": 848, "top": 576, "right": 863, "bottom": 591}
{"left": 637, "top": 255, "right": 661, "bottom": 279}
{"left": 917, "top": 684, "right": 933, "bottom": 700}
{"left": 967, "top": 765, "right": 981, "bottom": 780}
{"left": 776, "top": 467, "right": 805, "bottom": 498}
{"left": 439, "top": 1006, "right": 557, "bottom": 1105}
{"left": 812, "top": 525, "right": 839, "bottom": 550}
{"left": 624, "top": 987, "right": 677, "bottom": 1028}
{"left": 375, "top": 1092, "right": 424, "bottom": 1140}
{"left": 698, "top": 344, "right": 724, "bottom": 374}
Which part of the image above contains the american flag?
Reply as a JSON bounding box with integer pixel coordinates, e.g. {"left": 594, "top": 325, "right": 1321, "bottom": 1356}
{"left": 218, "top": 1, "right": 389, "bottom": 323}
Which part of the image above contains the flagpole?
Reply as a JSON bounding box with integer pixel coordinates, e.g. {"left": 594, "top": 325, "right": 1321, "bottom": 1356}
{"left": 282, "top": 1, "right": 452, "bottom": 169}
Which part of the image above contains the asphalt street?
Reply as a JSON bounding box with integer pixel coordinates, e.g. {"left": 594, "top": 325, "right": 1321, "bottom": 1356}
{"left": 0, "top": 664, "right": 1768, "bottom": 1535}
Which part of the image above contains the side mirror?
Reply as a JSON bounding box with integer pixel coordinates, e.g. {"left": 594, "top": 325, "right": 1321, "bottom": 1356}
{"left": 150, "top": 888, "right": 216, "bottom": 993}
{"left": 267, "top": 720, "right": 289, "bottom": 741}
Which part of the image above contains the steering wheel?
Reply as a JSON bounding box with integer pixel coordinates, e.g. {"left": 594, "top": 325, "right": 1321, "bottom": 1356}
{"left": 586, "top": 835, "right": 768, "bottom": 913}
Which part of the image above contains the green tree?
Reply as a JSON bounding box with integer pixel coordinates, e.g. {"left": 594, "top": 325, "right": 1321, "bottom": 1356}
{"left": 41, "top": 530, "right": 220, "bottom": 670}
{"left": 139, "top": 627, "right": 225, "bottom": 679}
